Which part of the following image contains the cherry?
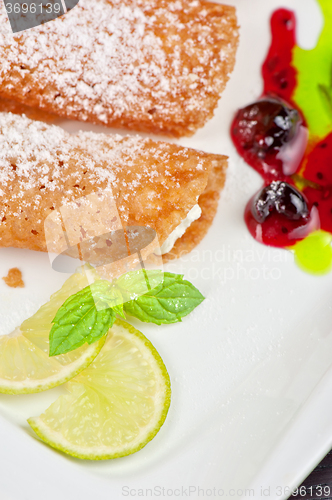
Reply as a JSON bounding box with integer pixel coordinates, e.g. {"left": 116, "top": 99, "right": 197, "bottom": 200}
{"left": 252, "top": 181, "right": 309, "bottom": 223}
{"left": 232, "top": 98, "right": 301, "bottom": 157}
{"left": 246, "top": 181, "right": 314, "bottom": 248}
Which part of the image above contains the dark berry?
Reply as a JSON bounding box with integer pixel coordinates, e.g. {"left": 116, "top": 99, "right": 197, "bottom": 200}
{"left": 252, "top": 181, "right": 309, "bottom": 223}
{"left": 232, "top": 98, "right": 301, "bottom": 156}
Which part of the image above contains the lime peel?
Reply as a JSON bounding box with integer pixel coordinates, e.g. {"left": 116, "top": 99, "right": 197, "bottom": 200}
{"left": 0, "top": 271, "right": 104, "bottom": 395}
{"left": 28, "top": 319, "right": 171, "bottom": 460}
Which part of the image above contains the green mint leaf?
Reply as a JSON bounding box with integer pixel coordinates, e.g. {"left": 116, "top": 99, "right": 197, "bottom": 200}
{"left": 123, "top": 272, "right": 204, "bottom": 325}
{"left": 86, "top": 308, "right": 116, "bottom": 344}
{"left": 49, "top": 284, "right": 116, "bottom": 356}
{"left": 90, "top": 280, "right": 124, "bottom": 309}
{"left": 90, "top": 281, "right": 125, "bottom": 317}
{"left": 115, "top": 269, "right": 163, "bottom": 301}
{"left": 51, "top": 287, "right": 92, "bottom": 325}
{"left": 111, "top": 302, "right": 125, "bottom": 319}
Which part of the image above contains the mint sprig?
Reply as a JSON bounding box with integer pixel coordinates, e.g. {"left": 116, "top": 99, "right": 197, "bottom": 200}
{"left": 49, "top": 272, "right": 204, "bottom": 356}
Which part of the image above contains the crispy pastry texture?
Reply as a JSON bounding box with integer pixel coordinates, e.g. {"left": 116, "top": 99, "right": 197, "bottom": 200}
{"left": 163, "top": 156, "right": 227, "bottom": 261}
{"left": 0, "top": 113, "right": 227, "bottom": 260}
{"left": 0, "top": 96, "right": 60, "bottom": 124}
{"left": 0, "top": 0, "right": 239, "bottom": 137}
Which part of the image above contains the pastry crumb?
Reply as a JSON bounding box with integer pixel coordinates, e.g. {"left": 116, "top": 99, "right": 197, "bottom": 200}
{"left": 2, "top": 268, "right": 25, "bottom": 288}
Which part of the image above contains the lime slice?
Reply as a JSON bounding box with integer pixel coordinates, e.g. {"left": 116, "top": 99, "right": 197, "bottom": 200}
{"left": 28, "top": 319, "right": 171, "bottom": 459}
{"left": 0, "top": 271, "right": 105, "bottom": 394}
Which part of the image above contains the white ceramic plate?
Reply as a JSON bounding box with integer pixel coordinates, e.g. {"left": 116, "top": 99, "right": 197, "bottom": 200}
{"left": 0, "top": 1, "right": 330, "bottom": 499}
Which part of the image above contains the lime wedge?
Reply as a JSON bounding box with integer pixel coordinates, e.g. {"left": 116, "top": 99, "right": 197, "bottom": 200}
{"left": 0, "top": 271, "right": 105, "bottom": 394}
{"left": 28, "top": 319, "right": 171, "bottom": 459}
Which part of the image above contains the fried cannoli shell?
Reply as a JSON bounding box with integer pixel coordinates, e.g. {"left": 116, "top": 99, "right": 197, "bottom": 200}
{"left": 0, "top": 113, "right": 227, "bottom": 262}
{"left": 0, "top": 0, "right": 239, "bottom": 137}
{"left": 163, "top": 156, "right": 227, "bottom": 261}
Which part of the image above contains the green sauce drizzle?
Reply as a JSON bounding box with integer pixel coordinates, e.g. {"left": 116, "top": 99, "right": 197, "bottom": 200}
{"left": 291, "top": 230, "right": 332, "bottom": 275}
{"left": 293, "top": 0, "right": 332, "bottom": 138}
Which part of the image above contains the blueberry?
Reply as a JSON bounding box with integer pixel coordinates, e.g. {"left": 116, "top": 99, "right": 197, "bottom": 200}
{"left": 252, "top": 181, "right": 309, "bottom": 223}
{"left": 233, "top": 98, "right": 301, "bottom": 156}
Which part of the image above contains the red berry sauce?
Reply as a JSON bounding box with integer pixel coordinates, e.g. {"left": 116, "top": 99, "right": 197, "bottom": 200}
{"left": 231, "top": 8, "right": 332, "bottom": 249}
{"left": 262, "top": 9, "right": 298, "bottom": 105}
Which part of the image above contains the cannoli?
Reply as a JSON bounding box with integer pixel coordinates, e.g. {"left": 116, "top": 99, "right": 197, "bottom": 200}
{"left": 0, "top": 96, "right": 60, "bottom": 124}
{"left": 0, "top": 112, "right": 227, "bottom": 261}
{"left": 0, "top": 0, "right": 239, "bottom": 137}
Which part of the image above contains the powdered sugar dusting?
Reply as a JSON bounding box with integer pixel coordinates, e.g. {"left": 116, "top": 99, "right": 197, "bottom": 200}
{"left": 0, "top": 112, "right": 216, "bottom": 253}
{"left": 0, "top": 0, "right": 239, "bottom": 136}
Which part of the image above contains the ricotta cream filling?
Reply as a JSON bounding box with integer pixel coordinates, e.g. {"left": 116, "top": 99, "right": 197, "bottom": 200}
{"left": 158, "top": 204, "right": 202, "bottom": 255}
